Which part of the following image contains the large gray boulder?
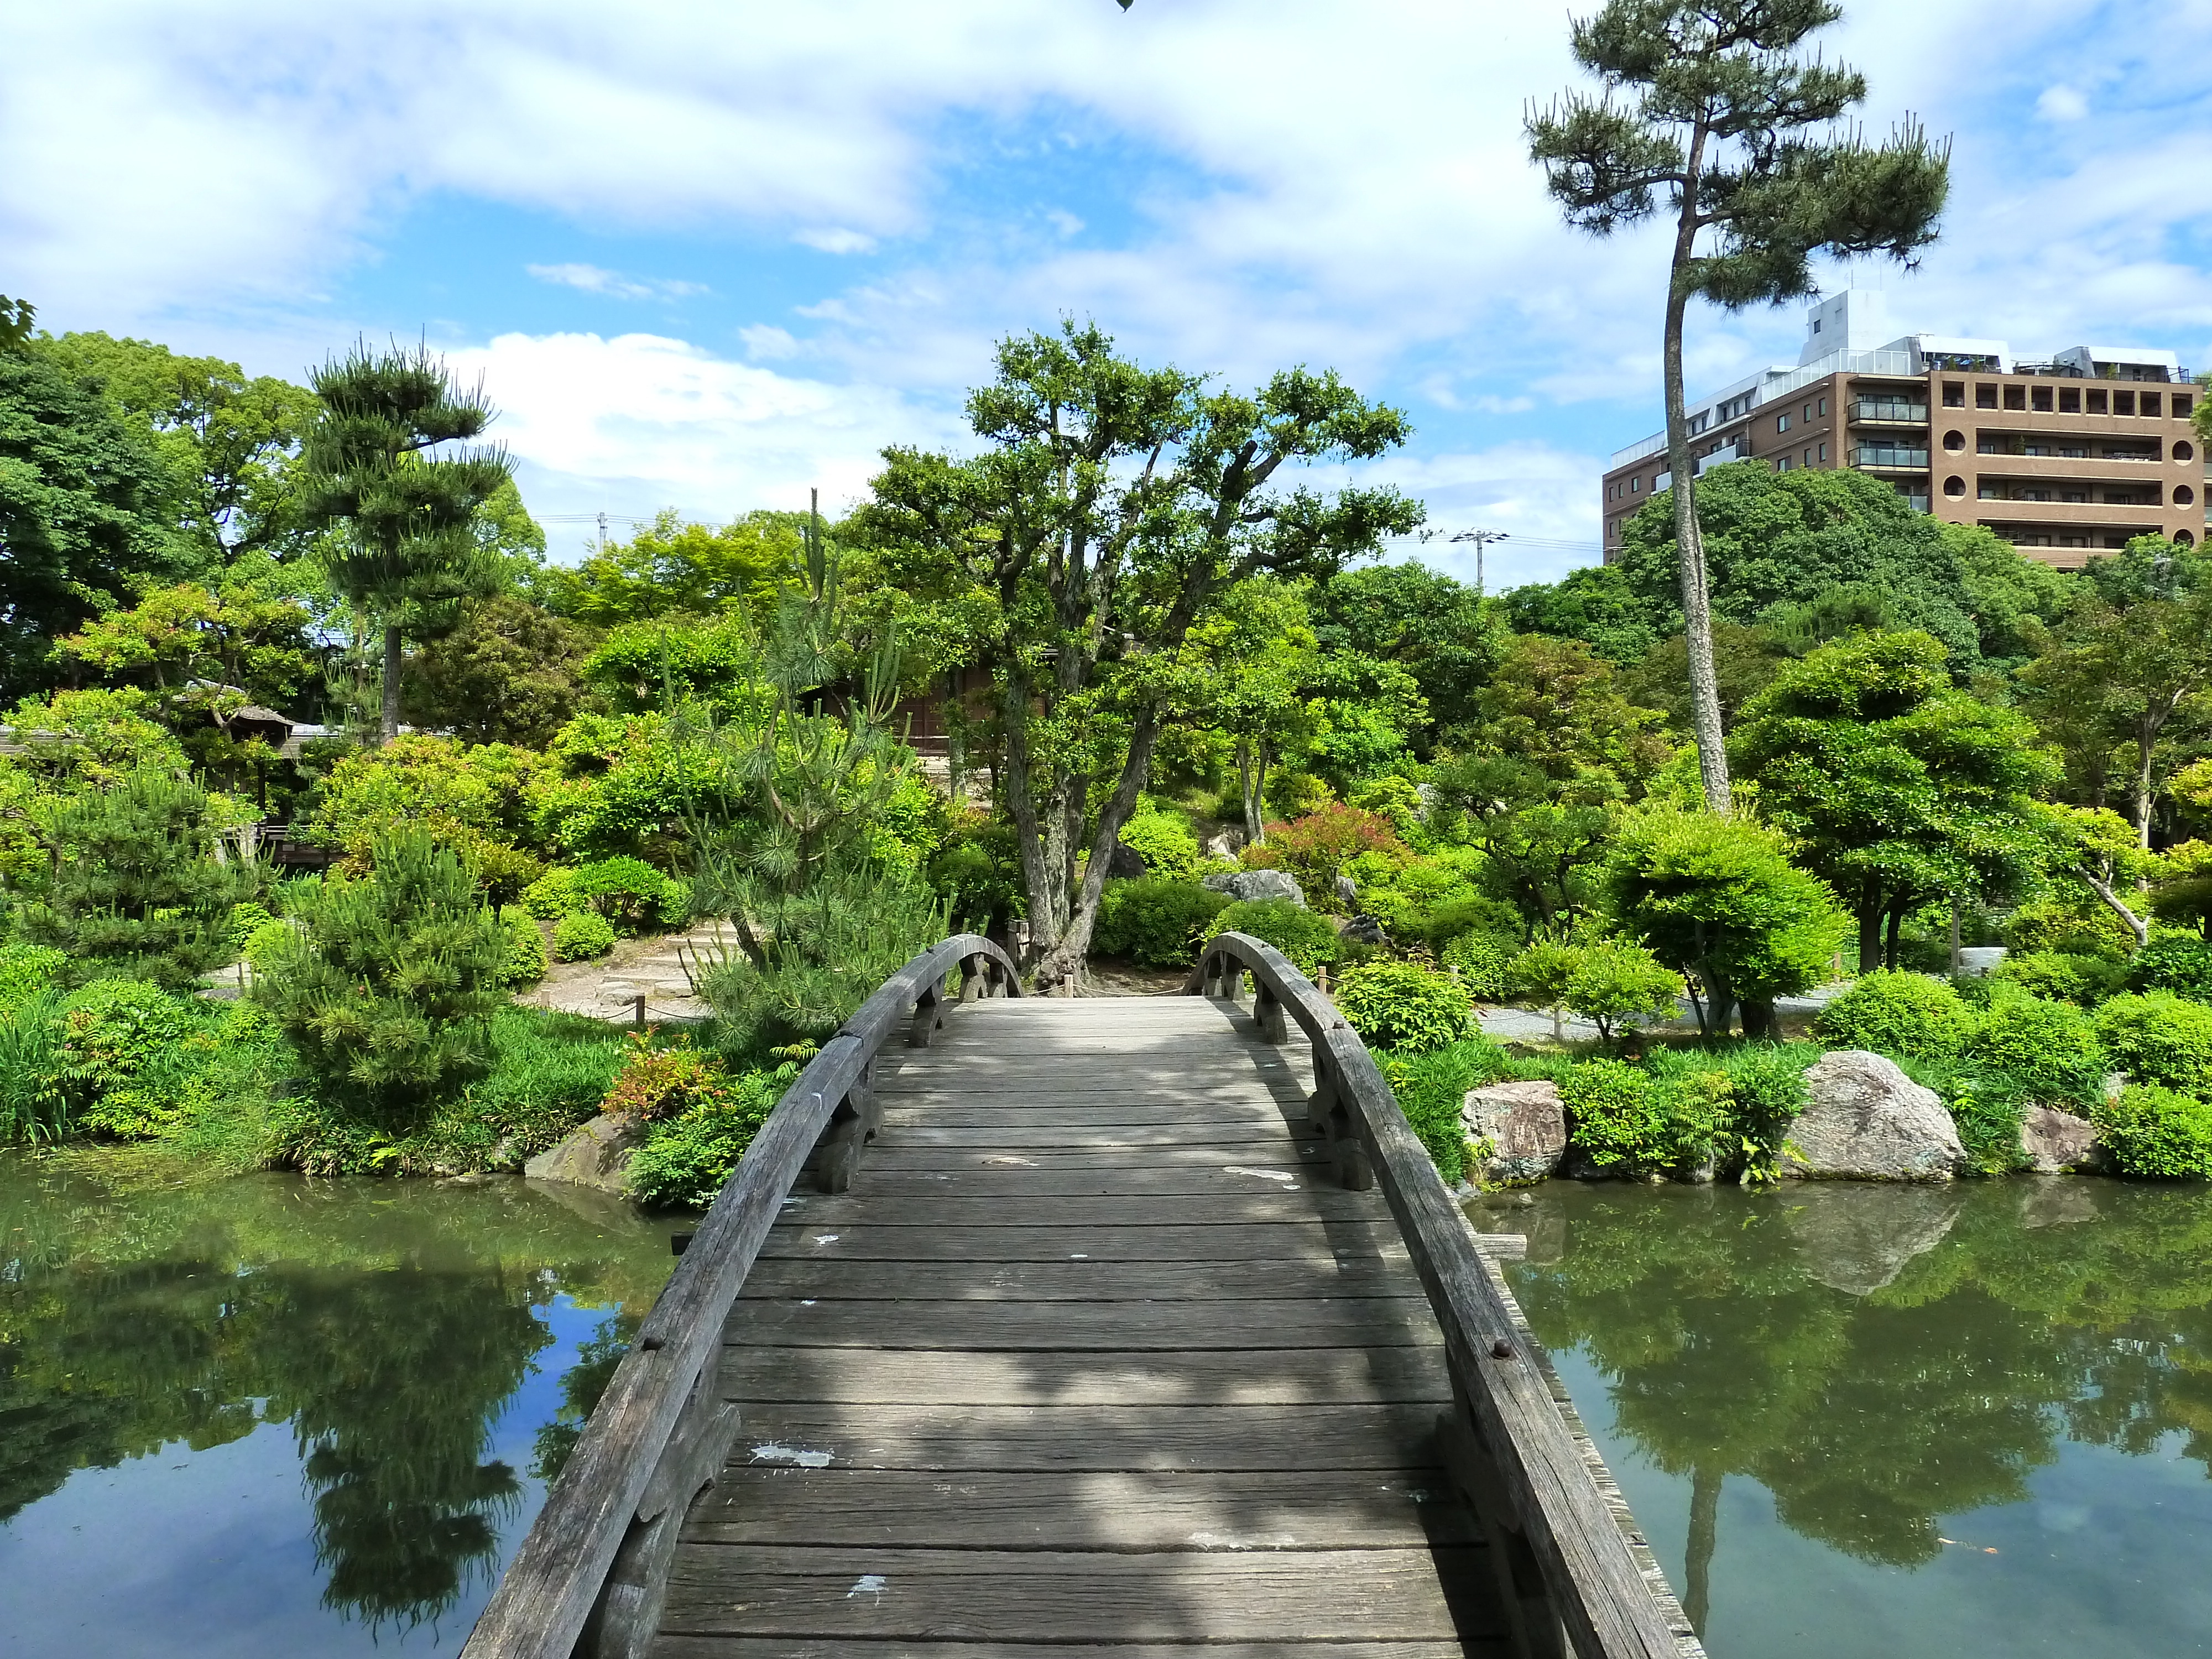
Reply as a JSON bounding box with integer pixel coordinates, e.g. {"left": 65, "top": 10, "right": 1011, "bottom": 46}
{"left": 1786, "top": 1182, "right": 1964, "bottom": 1295}
{"left": 1783, "top": 1050, "right": 1964, "bottom": 1181}
{"left": 1462, "top": 1079, "right": 1568, "bottom": 1185}
{"left": 2018, "top": 1104, "right": 2102, "bottom": 1174}
{"left": 524, "top": 1113, "right": 648, "bottom": 1194}
{"left": 1202, "top": 868, "right": 1306, "bottom": 907}
{"left": 1105, "top": 840, "right": 1147, "bottom": 879}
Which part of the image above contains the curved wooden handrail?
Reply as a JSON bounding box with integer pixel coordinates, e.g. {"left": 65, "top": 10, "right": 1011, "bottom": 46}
{"left": 1185, "top": 932, "right": 1692, "bottom": 1659}
{"left": 463, "top": 932, "right": 1021, "bottom": 1659}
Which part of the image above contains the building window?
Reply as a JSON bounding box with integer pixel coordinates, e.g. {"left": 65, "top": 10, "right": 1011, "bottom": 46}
{"left": 2178, "top": 485, "right": 2198, "bottom": 507}
{"left": 1777, "top": 413, "right": 1790, "bottom": 433}
{"left": 1943, "top": 430, "right": 1966, "bottom": 452}
{"left": 2117, "top": 390, "right": 2137, "bottom": 416}
{"left": 2060, "top": 388, "right": 2081, "bottom": 414}
{"left": 1803, "top": 447, "right": 1814, "bottom": 467}
{"left": 1978, "top": 385, "right": 1999, "bottom": 409}
{"left": 1631, "top": 476, "right": 1641, "bottom": 493}
{"left": 2144, "top": 393, "right": 2163, "bottom": 417}
{"left": 2004, "top": 385, "right": 2027, "bottom": 410}
{"left": 2032, "top": 386, "right": 2053, "bottom": 412}
{"left": 1817, "top": 397, "right": 1827, "bottom": 417}
{"left": 2180, "top": 530, "right": 2198, "bottom": 547}
{"left": 1943, "top": 382, "right": 1965, "bottom": 408}
{"left": 2177, "top": 394, "right": 2195, "bottom": 418}
{"left": 1944, "top": 476, "right": 1966, "bottom": 498}
{"left": 2089, "top": 388, "right": 2109, "bottom": 415}
{"left": 2178, "top": 441, "right": 2197, "bottom": 464}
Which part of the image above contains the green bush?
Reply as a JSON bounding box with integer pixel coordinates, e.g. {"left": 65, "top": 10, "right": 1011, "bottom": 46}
{"left": 1335, "top": 961, "right": 1472, "bottom": 1055}
{"left": 523, "top": 867, "right": 587, "bottom": 919}
{"left": 1092, "top": 878, "right": 1231, "bottom": 967}
{"left": 2094, "top": 1083, "right": 2212, "bottom": 1180}
{"left": 1965, "top": 987, "right": 2105, "bottom": 1108}
{"left": 2094, "top": 992, "right": 2212, "bottom": 1094}
{"left": 1203, "top": 898, "right": 1342, "bottom": 975}
{"left": 248, "top": 827, "right": 508, "bottom": 1117}
{"left": 1888, "top": 1052, "right": 2031, "bottom": 1176}
{"left": 628, "top": 1060, "right": 800, "bottom": 1207}
{"left": 1118, "top": 807, "right": 1202, "bottom": 881}
{"left": 0, "top": 989, "right": 69, "bottom": 1142}
{"left": 1508, "top": 940, "right": 1585, "bottom": 1020}
{"left": 1563, "top": 938, "right": 1682, "bottom": 1039}
{"left": 2130, "top": 934, "right": 2212, "bottom": 1000}
{"left": 575, "top": 855, "right": 690, "bottom": 933}
{"left": 59, "top": 979, "right": 196, "bottom": 1100}
{"left": 226, "top": 902, "right": 278, "bottom": 956}
{"left": 1441, "top": 929, "right": 1520, "bottom": 1001}
{"left": 241, "top": 918, "right": 297, "bottom": 974}
{"left": 1712, "top": 1043, "right": 1815, "bottom": 1178}
{"left": 552, "top": 910, "right": 618, "bottom": 961}
{"left": 1994, "top": 949, "right": 2130, "bottom": 1006}
{"left": 1553, "top": 1057, "right": 1727, "bottom": 1177}
{"left": 1376, "top": 1036, "right": 1511, "bottom": 1182}
{"left": 500, "top": 915, "right": 550, "bottom": 987}
{"left": 0, "top": 942, "right": 67, "bottom": 1010}
{"left": 447, "top": 1008, "right": 632, "bottom": 1167}
{"left": 1815, "top": 969, "right": 1978, "bottom": 1058}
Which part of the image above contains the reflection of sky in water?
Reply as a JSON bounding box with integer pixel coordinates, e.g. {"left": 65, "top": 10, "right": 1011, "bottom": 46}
{"left": 1511, "top": 1182, "right": 2212, "bottom": 1659}
{"left": 0, "top": 1294, "right": 608, "bottom": 1658}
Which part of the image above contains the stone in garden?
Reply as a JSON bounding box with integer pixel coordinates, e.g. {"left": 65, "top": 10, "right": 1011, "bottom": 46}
{"left": 2018, "top": 1104, "right": 2102, "bottom": 1174}
{"left": 1786, "top": 1182, "right": 1964, "bottom": 1295}
{"left": 1201, "top": 831, "right": 1243, "bottom": 861}
{"left": 524, "top": 1113, "right": 648, "bottom": 1195}
{"left": 1335, "top": 874, "right": 1359, "bottom": 907}
{"left": 1106, "top": 840, "right": 1147, "bottom": 879}
{"left": 1461, "top": 1078, "right": 1568, "bottom": 1185}
{"left": 1783, "top": 1050, "right": 1964, "bottom": 1181}
{"left": 1340, "top": 914, "right": 1385, "bottom": 945}
{"left": 1201, "top": 868, "right": 1305, "bottom": 907}
{"left": 1956, "top": 946, "right": 2007, "bottom": 978}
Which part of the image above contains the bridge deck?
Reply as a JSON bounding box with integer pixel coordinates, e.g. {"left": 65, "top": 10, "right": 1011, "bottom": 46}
{"left": 652, "top": 994, "right": 1509, "bottom": 1657}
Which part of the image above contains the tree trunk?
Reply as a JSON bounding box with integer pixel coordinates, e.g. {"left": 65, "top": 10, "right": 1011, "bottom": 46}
{"left": 2134, "top": 724, "right": 2159, "bottom": 850}
{"left": 1665, "top": 132, "right": 1731, "bottom": 816}
{"left": 1857, "top": 888, "right": 1884, "bottom": 974}
{"left": 380, "top": 623, "right": 403, "bottom": 744}
{"left": 1000, "top": 676, "right": 1063, "bottom": 969}
{"left": 1685, "top": 1464, "right": 1720, "bottom": 1639}
{"left": 1740, "top": 999, "right": 1778, "bottom": 1041}
{"left": 1885, "top": 905, "right": 1904, "bottom": 972}
{"left": 1238, "top": 739, "right": 1265, "bottom": 844}
{"left": 1035, "top": 706, "right": 1170, "bottom": 985}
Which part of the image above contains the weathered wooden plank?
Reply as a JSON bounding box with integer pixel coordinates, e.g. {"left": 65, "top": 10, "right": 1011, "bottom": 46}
{"left": 737, "top": 1254, "right": 1420, "bottom": 1302}
{"left": 872, "top": 1078, "right": 1301, "bottom": 1099}
{"left": 875, "top": 1099, "right": 1298, "bottom": 1126}
{"left": 651, "top": 1644, "right": 1485, "bottom": 1659}
{"left": 723, "top": 1295, "right": 1440, "bottom": 1350}
{"left": 859, "top": 1141, "right": 1324, "bottom": 1173}
{"left": 756, "top": 1218, "right": 1410, "bottom": 1261}
{"left": 686, "top": 1468, "right": 1475, "bottom": 1548}
{"left": 872, "top": 1119, "right": 1296, "bottom": 1145}
{"left": 722, "top": 1402, "right": 1452, "bottom": 1472}
{"left": 717, "top": 1344, "right": 1450, "bottom": 1406}
{"left": 765, "top": 1192, "right": 1390, "bottom": 1226}
{"left": 658, "top": 1546, "right": 1494, "bottom": 1642}
{"left": 817, "top": 1161, "right": 1344, "bottom": 1198}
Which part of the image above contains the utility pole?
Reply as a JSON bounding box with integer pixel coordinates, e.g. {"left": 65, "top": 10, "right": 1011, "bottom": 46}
{"left": 596, "top": 511, "right": 608, "bottom": 556}
{"left": 1448, "top": 528, "right": 1509, "bottom": 595}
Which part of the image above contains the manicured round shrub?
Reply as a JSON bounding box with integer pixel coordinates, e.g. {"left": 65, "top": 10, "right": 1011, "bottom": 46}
{"left": 2130, "top": 934, "right": 2212, "bottom": 1001}
{"left": 1993, "top": 949, "right": 2130, "bottom": 1006}
{"left": 1117, "top": 808, "right": 1202, "bottom": 881}
{"left": 2094, "top": 992, "right": 2212, "bottom": 1094}
{"left": 1334, "top": 961, "right": 1472, "bottom": 1055}
{"left": 1442, "top": 929, "right": 1520, "bottom": 1001}
{"left": 1092, "top": 878, "right": 1230, "bottom": 967}
{"left": 523, "top": 867, "right": 587, "bottom": 920}
{"left": 1965, "top": 987, "right": 2105, "bottom": 1107}
{"left": 2094, "top": 1083, "right": 2212, "bottom": 1180}
{"left": 575, "top": 855, "right": 690, "bottom": 933}
{"left": 552, "top": 910, "right": 618, "bottom": 962}
{"left": 1554, "top": 1056, "right": 1726, "bottom": 1177}
{"left": 1203, "top": 898, "right": 1342, "bottom": 975}
{"left": 1814, "top": 969, "right": 1978, "bottom": 1058}
{"left": 499, "top": 915, "right": 550, "bottom": 987}
{"left": 1563, "top": 938, "right": 1682, "bottom": 1039}
{"left": 241, "top": 918, "right": 298, "bottom": 974}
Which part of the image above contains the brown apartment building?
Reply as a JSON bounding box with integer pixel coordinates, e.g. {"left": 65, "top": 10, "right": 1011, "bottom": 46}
{"left": 1601, "top": 290, "right": 2204, "bottom": 570}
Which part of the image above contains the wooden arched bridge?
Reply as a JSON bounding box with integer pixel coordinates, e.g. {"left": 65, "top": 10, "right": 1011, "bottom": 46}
{"left": 463, "top": 933, "right": 1705, "bottom": 1659}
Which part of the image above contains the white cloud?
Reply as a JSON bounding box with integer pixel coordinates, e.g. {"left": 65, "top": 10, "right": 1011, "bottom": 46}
{"left": 2037, "top": 85, "right": 2089, "bottom": 122}
{"left": 794, "top": 228, "right": 879, "bottom": 255}
{"left": 526, "top": 262, "right": 707, "bottom": 299}
{"left": 443, "top": 330, "right": 961, "bottom": 535}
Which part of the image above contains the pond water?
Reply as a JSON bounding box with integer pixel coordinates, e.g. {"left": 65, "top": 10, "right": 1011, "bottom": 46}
{"left": 1499, "top": 1178, "right": 2212, "bottom": 1659}
{"left": 0, "top": 1156, "right": 681, "bottom": 1657}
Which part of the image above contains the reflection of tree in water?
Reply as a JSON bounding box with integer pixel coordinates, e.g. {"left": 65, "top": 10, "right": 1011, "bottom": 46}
{"left": 0, "top": 1170, "right": 674, "bottom": 1635}
{"left": 1507, "top": 1183, "right": 2212, "bottom": 1634}
{"left": 530, "top": 1310, "right": 639, "bottom": 1485}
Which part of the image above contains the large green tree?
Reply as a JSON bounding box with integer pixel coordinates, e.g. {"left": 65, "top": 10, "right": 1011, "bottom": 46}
{"left": 300, "top": 345, "right": 515, "bottom": 743}
{"left": 1528, "top": 0, "right": 1950, "bottom": 812}
{"left": 859, "top": 322, "right": 1420, "bottom": 981}
{"left": 1308, "top": 560, "right": 1505, "bottom": 745}
{"left": 1731, "top": 630, "right": 2058, "bottom": 970}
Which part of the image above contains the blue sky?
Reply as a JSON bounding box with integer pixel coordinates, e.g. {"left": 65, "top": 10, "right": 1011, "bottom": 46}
{"left": 6, "top": 1, "right": 2210, "bottom": 585}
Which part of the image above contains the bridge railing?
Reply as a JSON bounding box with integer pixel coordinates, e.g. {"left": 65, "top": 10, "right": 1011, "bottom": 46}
{"left": 462, "top": 932, "right": 1021, "bottom": 1659}
{"left": 1186, "top": 932, "right": 1701, "bottom": 1659}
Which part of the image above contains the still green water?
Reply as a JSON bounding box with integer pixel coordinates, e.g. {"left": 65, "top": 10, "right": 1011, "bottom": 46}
{"left": 0, "top": 1155, "right": 681, "bottom": 1656}
{"left": 1499, "top": 1178, "right": 2212, "bottom": 1658}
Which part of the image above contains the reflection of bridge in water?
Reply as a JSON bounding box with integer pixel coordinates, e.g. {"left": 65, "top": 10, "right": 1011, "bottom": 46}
{"left": 462, "top": 932, "right": 1705, "bottom": 1659}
